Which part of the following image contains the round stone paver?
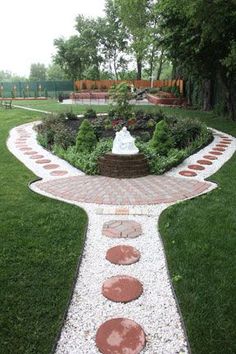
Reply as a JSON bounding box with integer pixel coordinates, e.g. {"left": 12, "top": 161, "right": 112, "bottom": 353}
{"left": 216, "top": 144, "right": 228, "bottom": 148}
{"left": 197, "top": 159, "right": 213, "bottom": 165}
{"left": 102, "top": 275, "right": 143, "bottom": 303}
{"left": 50, "top": 170, "right": 68, "bottom": 176}
{"left": 179, "top": 170, "right": 197, "bottom": 177}
{"left": 212, "top": 147, "right": 225, "bottom": 152}
{"left": 23, "top": 151, "right": 38, "bottom": 155}
{"left": 43, "top": 164, "right": 60, "bottom": 170}
{"left": 30, "top": 154, "right": 44, "bottom": 159}
{"left": 35, "top": 159, "right": 51, "bottom": 164}
{"left": 35, "top": 175, "right": 211, "bottom": 205}
{"left": 96, "top": 318, "right": 146, "bottom": 354}
{"left": 106, "top": 245, "right": 141, "bottom": 265}
{"left": 209, "top": 151, "right": 223, "bottom": 155}
{"left": 188, "top": 164, "right": 205, "bottom": 171}
{"left": 203, "top": 155, "right": 218, "bottom": 160}
{"left": 220, "top": 140, "right": 231, "bottom": 144}
{"left": 19, "top": 147, "right": 32, "bottom": 151}
{"left": 102, "top": 220, "right": 142, "bottom": 238}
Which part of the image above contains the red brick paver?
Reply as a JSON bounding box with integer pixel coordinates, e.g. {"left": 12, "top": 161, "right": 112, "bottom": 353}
{"left": 35, "top": 175, "right": 211, "bottom": 205}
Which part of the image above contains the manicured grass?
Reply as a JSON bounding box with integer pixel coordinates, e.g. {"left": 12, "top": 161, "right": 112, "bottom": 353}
{"left": 1, "top": 102, "right": 236, "bottom": 354}
{"left": 0, "top": 108, "right": 87, "bottom": 354}
{"left": 159, "top": 126, "right": 236, "bottom": 352}
{"left": 12, "top": 98, "right": 109, "bottom": 114}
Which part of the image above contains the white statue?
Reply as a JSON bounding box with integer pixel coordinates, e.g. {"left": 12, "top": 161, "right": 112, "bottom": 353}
{"left": 112, "top": 127, "right": 139, "bottom": 155}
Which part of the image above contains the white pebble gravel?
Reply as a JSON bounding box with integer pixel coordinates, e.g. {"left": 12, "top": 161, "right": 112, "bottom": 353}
{"left": 7, "top": 122, "right": 236, "bottom": 354}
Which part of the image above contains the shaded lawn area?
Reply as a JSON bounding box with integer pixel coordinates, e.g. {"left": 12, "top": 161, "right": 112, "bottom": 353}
{"left": 0, "top": 109, "right": 87, "bottom": 354}
{"left": 159, "top": 121, "right": 236, "bottom": 353}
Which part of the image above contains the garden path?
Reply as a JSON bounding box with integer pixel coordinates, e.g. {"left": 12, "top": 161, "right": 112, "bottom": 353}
{"left": 7, "top": 122, "right": 236, "bottom": 354}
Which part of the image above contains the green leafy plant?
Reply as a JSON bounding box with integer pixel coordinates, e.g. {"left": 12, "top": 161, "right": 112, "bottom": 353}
{"left": 109, "top": 82, "right": 133, "bottom": 120}
{"left": 76, "top": 119, "right": 97, "bottom": 153}
{"left": 84, "top": 108, "right": 97, "bottom": 119}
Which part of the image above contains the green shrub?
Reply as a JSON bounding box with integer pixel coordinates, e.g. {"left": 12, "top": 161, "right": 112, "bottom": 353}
{"left": 76, "top": 119, "right": 97, "bottom": 153}
{"left": 170, "top": 118, "right": 204, "bottom": 149}
{"left": 53, "top": 123, "right": 76, "bottom": 149}
{"left": 84, "top": 108, "right": 97, "bottom": 119}
{"left": 150, "top": 120, "right": 174, "bottom": 155}
{"left": 53, "top": 138, "right": 112, "bottom": 175}
{"left": 109, "top": 82, "right": 133, "bottom": 120}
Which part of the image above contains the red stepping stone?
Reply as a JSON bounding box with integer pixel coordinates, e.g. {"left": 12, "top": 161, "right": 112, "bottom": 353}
{"left": 212, "top": 147, "right": 225, "bottom": 152}
{"left": 209, "top": 151, "right": 222, "bottom": 155}
{"left": 19, "top": 147, "right": 32, "bottom": 151}
{"left": 43, "top": 164, "right": 59, "bottom": 170}
{"left": 50, "top": 170, "right": 68, "bottom": 176}
{"left": 197, "top": 159, "right": 212, "bottom": 165}
{"left": 102, "top": 275, "right": 143, "bottom": 303}
{"left": 203, "top": 155, "right": 218, "bottom": 160}
{"left": 30, "top": 154, "right": 44, "bottom": 159}
{"left": 23, "top": 151, "right": 38, "bottom": 155}
{"left": 221, "top": 139, "right": 232, "bottom": 143}
{"left": 102, "top": 220, "right": 142, "bottom": 238}
{"left": 96, "top": 318, "right": 146, "bottom": 354}
{"left": 35, "top": 159, "right": 51, "bottom": 164}
{"left": 216, "top": 144, "right": 228, "bottom": 148}
{"left": 188, "top": 164, "right": 205, "bottom": 171}
{"left": 179, "top": 170, "right": 197, "bottom": 177}
{"left": 106, "top": 245, "right": 140, "bottom": 265}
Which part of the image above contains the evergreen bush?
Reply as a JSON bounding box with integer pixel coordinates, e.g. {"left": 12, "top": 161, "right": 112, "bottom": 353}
{"left": 76, "top": 119, "right": 97, "bottom": 153}
{"left": 150, "top": 120, "right": 174, "bottom": 155}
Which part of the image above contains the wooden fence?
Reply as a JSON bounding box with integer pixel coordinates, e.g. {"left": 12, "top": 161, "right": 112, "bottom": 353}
{"left": 75, "top": 79, "right": 184, "bottom": 94}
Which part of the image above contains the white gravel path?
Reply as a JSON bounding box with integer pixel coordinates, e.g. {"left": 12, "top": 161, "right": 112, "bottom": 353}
{"left": 7, "top": 122, "right": 236, "bottom": 354}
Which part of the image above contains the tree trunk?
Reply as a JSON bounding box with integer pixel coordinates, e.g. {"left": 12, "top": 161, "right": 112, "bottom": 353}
{"left": 136, "top": 59, "right": 142, "bottom": 80}
{"left": 187, "top": 78, "right": 193, "bottom": 105}
{"left": 219, "top": 71, "right": 236, "bottom": 120}
{"left": 156, "top": 50, "right": 165, "bottom": 80}
{"left": 202, "top": 79, "right": 212, "bottom": 111}
{"left": 226, "top": 83, "right": 236, "bottom": 121}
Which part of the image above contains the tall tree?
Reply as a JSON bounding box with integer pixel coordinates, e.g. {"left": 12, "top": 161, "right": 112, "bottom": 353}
{"left": 98, "top": 0, "right": 128, "bottom": 79}
{"left": 46, "top": 63, "right": 68, "bottom": 81}
{"left": 75, "top": 15, "right": 102, "bottom": 79}
{"left": 54, "top": 36, "right": 83, "bottom": 80}
{"left": 158, "top": 0, "right": 236, "bottom": 118}
{"left": 29, "top": 63, "right": 47, "bottom": 81}
{"left": 115, "top": 0, "right": 152, "bottom": 79}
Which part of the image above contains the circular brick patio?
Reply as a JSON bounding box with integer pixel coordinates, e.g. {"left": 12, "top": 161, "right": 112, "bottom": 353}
{"left": 35, "top": 175, "right": 211, "bottom": 205}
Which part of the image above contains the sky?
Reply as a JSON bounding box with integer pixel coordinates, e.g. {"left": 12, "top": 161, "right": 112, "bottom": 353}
{"left": 0, "top": 0, "right": 105, "bottom": 77}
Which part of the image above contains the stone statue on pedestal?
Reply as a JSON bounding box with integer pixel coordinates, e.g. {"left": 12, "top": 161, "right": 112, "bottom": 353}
{"left": 112, "top": 127, "right": 139, "bottom": 155}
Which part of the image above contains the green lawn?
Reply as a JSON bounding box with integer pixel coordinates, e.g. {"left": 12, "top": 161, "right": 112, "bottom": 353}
{"left": 1, "top": 102, "right": 236, "bottom": 354}
{"left": 159, "top": 119, "right": 236, "bottom": 353}
{"left": 0, "top": 108, "right": 87, "bottom": 354}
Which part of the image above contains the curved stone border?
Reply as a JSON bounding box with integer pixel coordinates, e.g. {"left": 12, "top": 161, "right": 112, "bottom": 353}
{"left": 7, "top": 121, "right": 236, "bottom": 354}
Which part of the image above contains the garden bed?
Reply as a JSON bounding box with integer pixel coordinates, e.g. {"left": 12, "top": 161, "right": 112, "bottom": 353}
{"left": 147, "top": 93, "right": 186, "bottom": 106}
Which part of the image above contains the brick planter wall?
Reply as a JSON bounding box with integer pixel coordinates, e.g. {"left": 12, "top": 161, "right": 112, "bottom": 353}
{"left": 99, "top": 153, "right": 149, "bottom": 178}
{"left": 147, "top": 94, "right": 186, "bottom": 106}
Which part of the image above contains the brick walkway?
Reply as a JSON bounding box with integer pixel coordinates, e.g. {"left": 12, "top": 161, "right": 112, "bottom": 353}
{"left": 35, "top": 174, "right": 211, "bottom": 205}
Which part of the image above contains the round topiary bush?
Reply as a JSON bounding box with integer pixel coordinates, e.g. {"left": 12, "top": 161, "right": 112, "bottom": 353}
{"left": 76, "top": 119, "right": 97, "bottom": 153}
